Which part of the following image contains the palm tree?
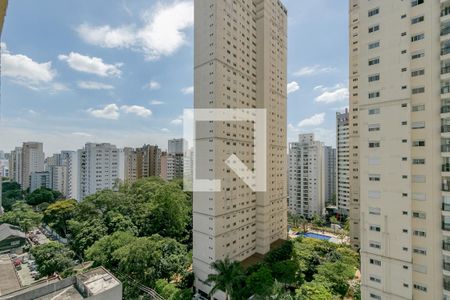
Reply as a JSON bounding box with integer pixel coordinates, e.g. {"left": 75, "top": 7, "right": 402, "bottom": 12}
{"left": 206, "top": 257, "right": 244, "bottom": 300}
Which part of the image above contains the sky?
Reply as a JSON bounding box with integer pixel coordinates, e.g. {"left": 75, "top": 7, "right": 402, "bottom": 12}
{"left": 0, "top": 0, "right": 348, "bottom": 155}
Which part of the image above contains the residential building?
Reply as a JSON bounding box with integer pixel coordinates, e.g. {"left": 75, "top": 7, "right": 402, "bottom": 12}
{"left": 21, "top": 142, "right": 45, "bottom": 190}
{"left": 123, "top": 144, "right": 161, "bottom": 183}
{"left": 161, "top": 139, "right": 186, "bottom": 181}
{"left": 77, "top": 143, "right": 121, "bottom": 201}
{"left": 49, "top": 165, "right": 67, "bottom": 195}
{"left": 323, "top": 146, "right": 337, "bottom": 205}
{"left": 29, "top": 171, "right": 51, "bottom": 193}
{"left": 0, "top": 223, "right": 26, "bottom": 253}
{"left": 336, "top": 109, "right": 350, "bottom": 217}
{"left": 61, "top": 151, "right": 79, "bottom": 200}
{"left": 8, "top": 147, "right": 22, "bottom": 185}
{"left": 193, "top": 0, "right": 288, "bottom": 297}
{"left": 0, "top": 159, "right": 8, "bottom": 178}
{"left": 350, "top": 0, "right": 445, "bottom": 298}
{"left": 288, "top": 134, "right": 325, "bottom": 218}
{"left": 0, "top": 267, "right": 122, "bottom": 300}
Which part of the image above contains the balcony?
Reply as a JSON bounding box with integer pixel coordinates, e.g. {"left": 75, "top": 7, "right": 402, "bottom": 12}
{"left": 443, "top": 125, "right": 450, "bottom": 133}
{"left": 443, "top": 106, "right": 450, "bottom": 114}
{"left": 445, "top": 279, "right": 450, "bottom": 291}
{"left": 443, "top": 27, "right": 450, "bottom": 37}
{"left": 444, "top": 222, "right": 450, "bottom": 231}
{"left": 443, "top": 86, "right": 450, "bottom": 95}
{"left": 443, "top": 47, "right": 450, "bottom": 57}
{"left": 444, "top": 241, "right": 450, "bottom": 251}
{"left": 443, "top": 7, "right": 450, "bottom": 18}
{"left": 445, "top": 203, "right": 450, "bottom": 212}
{"left": 445, "top": 262, "right": 450, "bottom": 271}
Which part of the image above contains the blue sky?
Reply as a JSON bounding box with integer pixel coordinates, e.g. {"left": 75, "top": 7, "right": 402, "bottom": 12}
{"left": 0, "top": 0, "right": 348, "bottom": 155}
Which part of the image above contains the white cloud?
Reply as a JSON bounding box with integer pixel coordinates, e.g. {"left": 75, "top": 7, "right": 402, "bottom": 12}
{"left": 171, "top": 115, "right": 183, "bottom": 125}
{"left": 181, "top": 86, "right": 194, "bottom": 95}
{"left": 120, "top": 105, "right": 152, "bottom": 118}
{"left": 297, "top": 113, "right": 326, "bottom": 128}
{"left": 1, "top": 43, "right": 66, "bottom": 92}
{"left": 72, "top": 132, "right": 93, "bottom": 138}
{"left": 78, "top": 81, "right": 114, "bottom": 90}
{"left": 58, "top": 52, "right": 122, "bottom": 77}
{"left": 88, "top": 104, "right": 120, "bottom": 120}
{"left": 315, "top": 85, "right": 349, "bottom": 104}
{"left": 150, "top": 100, "right": 164, "bottom": 105}
{"left": 76, "top": 1, "right": 194, "bottom": 60}
{"left": 287, "top": 81, "right": 300, "bottom": 94}
{"left": 294, "top": 65, "right": 335, "bottom": 77}
{"left": 145, "top": 80, "right": 161, "bottom": 90}
{"left": 161, "top": 128, "right": 170, "bottom": 133}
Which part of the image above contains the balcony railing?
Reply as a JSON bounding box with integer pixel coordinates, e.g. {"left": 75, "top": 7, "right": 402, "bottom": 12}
{"left": 444, "top": 241, "right": 450, "bottom": 251}
{"left": 443, "top": 7, "right": 450, "bottom": 18}
{"left": 444, "top": 203, "right": 450, "bottom": 212}
{"left": 443, "top": 105, "right": 450, "bottom": 113}
{"left": 443, "top": 66, "right": 450, "bottom": 75}
{"left": 443, "top": 47, "right": 450, "bottom": 56}
{"left": 444, "top": 164, "right": 450, "bottom": 172}
{"left": 444, "top": 184, "right": 450, "bottom": 192}
{"left": 443, "top": 27, "right": 450, "bottom": 36}
{"left": 444, "top": 262, "right": 450, "bottom": 271}
{"left": 443, "top": 145, "right": 450, "bottom": 152}
{"left": 443, "top": 125, "right": 450, "bottom": 133}
{"left": 443, "top": 222, "right": 450, "bottom": 231}
{"left": 442, "top": 86, "right": 450, "bottom": 94}
{"left": 445, "top": 280, "right": 450, "bottom": 291}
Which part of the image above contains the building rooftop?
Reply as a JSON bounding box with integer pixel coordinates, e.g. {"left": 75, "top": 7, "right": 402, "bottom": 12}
{"left": 0, "top": 267, "right": 121, "bottom": 300}
{"left": 0, "top": 224, "right": 25, "bottom": 242}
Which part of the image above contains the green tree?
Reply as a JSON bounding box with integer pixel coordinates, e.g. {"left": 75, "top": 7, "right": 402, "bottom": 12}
{"left": 271, "top": 260, "right": 300, "bottom": 287}
{"left": 140, "top": 183, "right": 190, "bottom": 239}
{"left": 295, "top": 282, "right": 333, "bottom": 300}
{"left": 103, "top": 211, "right": 137, "bottom": 235}
{"left": 85, "top": 231, "right": 137, "bottom": 269}
{"left": 26, "top": 188, "right": 62, "bottom": 206}
{"left": 30, "top": 242, "right": 74, "bottom": 277}
{"left": 246, "top": 265, "right": 274, "bottom": 298}
{"left": 68, "top": 218, "right": 108, "bottom": 257}
{"left": 311, "top": 214, "right": 325, "bottom": 228}
{"left": 0, "top": 201, "right": 41, "bottom": 232}
{"left": 114, "top": 234, "right": 189, "bottom": 286}
{"left": 43, "top": 199, "right": 77, "bottom": 237}
{"left": 206, "top": 258, "right": 245, "bottom": 300}
{"left": 2, "top": 181, "right": 23, "bottom": 211}
{"left": 329, "top": 216, "right": 338, "bottom": 225}
{"left": 314, "top": 261, "right": 355, "bottom": 297}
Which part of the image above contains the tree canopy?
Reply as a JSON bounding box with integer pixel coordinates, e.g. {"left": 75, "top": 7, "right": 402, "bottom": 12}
{"left": 31, "top": 242, "right": 74, "bottom": 277}
{"left": 26, "top": 188, "right": 62, "bottom": 206}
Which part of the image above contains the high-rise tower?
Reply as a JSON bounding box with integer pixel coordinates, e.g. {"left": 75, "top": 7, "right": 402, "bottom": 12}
{"left": 193, "top": 0, "right": 288, "bottom": 298}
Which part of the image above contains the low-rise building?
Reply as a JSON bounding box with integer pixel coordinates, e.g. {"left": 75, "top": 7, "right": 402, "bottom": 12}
{"left": 0, "top": 224, "right": 26, "bottom": 253}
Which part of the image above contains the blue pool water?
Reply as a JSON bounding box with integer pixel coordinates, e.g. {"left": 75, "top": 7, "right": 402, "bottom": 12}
{"left": 298, "top": 232, "right": 332, "bottom": 241}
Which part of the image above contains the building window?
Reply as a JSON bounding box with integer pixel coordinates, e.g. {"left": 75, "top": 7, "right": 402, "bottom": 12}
{"left": 412, "top": 158, "right": 425, "bottom": 165}
{"left": 370, "top": 294, "right": 381, "bottom": 300}
{"left": 369, "top": 91, "right": 380, "bottom": 99}
{"left": 412, "top": 140, "right": 425, "bottom": 147}
{"left": 412, "top": 121, "right": 425, "bottom": 129}
{"left": 411, "top": 15, "right": 425, "bottom": 24}
{"left": 369, "top": 275, "right": 381, "bottom": 283}
{"left": 368, "top": 108, "right": 380, "bottom": 115}
{"left": 412, "top": 104, "right": 425, "bottom": 111}
{"left": 369, "top": 241, "right": 381, "bottom": 249}
{"left": 411, "top": 69, "right": 425, "bottom": 77}
{"left": 413, "top": 283, "right": 427, "bottom": 292}
{"left": 369, "top": 207, "right": 381, "bottom": 215}
{"left": 369, "top": 24, "right": 380, "bottom": 33}
{"left": 411, "top": 33, "right": 425, "bottom": 43}
{"left": 370, "top": 258, "right": 382, "bottom": 266}
{"left": 369, "top": 41, "right": 380, "bottom": 49}
{"left": 368, "top": 8, "right": 379, "bottom": 17}
{"left": 411, "top": 0, "right": 424, "bottom": 7}
{"left": 369, "top": 141, "right": 380, "bottom": 148}
{"left": 369, "top": 124, "right": 380, "bottom": 132}
{"left": 412, "top": 87, "right": 425, "bottom": 94}
{"left": 369, "top": 57, "right": 380, "bottom": 66}
{"left": 411, "top": 51, "right": 425, "bottom": 60}
{"left": 369, "top": 74, "right": 380, "bottom": 82}
{"left": 369, "top": 174, "right": 381, "bottom": 181}
{"left": 412, "top": 211, "right": 426, "bottom": 219}
{"left": 413, "top": 230, "right": 426, "bottom": 237}
{"left": 370, "top": 225, "right": 381, "bottom": 232}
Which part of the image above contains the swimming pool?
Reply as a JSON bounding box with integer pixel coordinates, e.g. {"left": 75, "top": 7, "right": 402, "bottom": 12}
{"left": 298, "top": 232, "right": 332, "bottom": 241}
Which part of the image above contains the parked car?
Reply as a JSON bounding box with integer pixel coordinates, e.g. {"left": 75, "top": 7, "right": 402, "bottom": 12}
{"left": 13, "top": 259, "right": 21, "bottom": 267}
{"left": 15, "top": 264, "right": 22, "bottom": 271}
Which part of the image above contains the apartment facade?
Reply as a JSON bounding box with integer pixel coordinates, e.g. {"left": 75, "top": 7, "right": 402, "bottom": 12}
{"left": 77, "top": 143, "right": 122, "bottom": 200}
{"left": 337, "top": 109, "right": 350, "bottom": 217}
{"left": 288, "top": 134, "right": 325, "bottom": 218}
{"left": 29, "top": 171, "right": 51, "bottom": 193}
{"left": 21, "top": 142, "right": 45, "bottom": 190}
{"left": 193, "top": 0, "right": 288, "bottom": 298}
{"left": 123, "top": 145, "right": 161, "bottom": 183}
{"left": 161, "top": 139, "right": 186, "bottom": 181}
{"left": 324, "top": 146, "right": 337, "bottom": 205}
{"left": 8, "top": 147, "right": 22, "bottom": 185}
{"left": 350, "top": 0, "right": 446, "bottom": 298}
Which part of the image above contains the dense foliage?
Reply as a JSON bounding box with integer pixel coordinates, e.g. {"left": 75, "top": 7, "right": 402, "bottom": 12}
{"left": 30, "top": 242, "right": 75, "bottom": 277}
{"left": 207, "top": 238, "right": 359, "bottom": 300}
{"left": 41, "top": 177, "right": 193, "bottom": 299}
{"left": 0, "top": 201, "right": 42, "bottom": 232}
{"left": 26, "top": 188, "right": 62, "bottom": 206}
{"left": 1, "top": 181, "right": 24, "bottom": 211}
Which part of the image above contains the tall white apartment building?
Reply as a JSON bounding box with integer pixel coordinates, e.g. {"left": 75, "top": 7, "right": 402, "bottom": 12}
{"left": 8, "top": 147, "right": 22, "bottom": 185}
{"left": 193, "top": 0, "right": 288, "bottom": 298}
{"left": 288, "top": 134, "right": 325, "bottom": 218}
{"left": 337, "top": 109, "right": 350, "bottom": 217}
{"left": 21, "top": 142, "right": 45, "bottom": 190}
{"left": 29, "top": 171, "right": 51, "bottom": 193}
{"left": 77, "top": 143, "right": 121, "bottom": 200}
{"left": 323, "top": 146, "right": 337, "bottom": 205}
{"left": 61, "top": 151, "right": 79, "bottom": 201}
{"left": 350, "top": 0, "right": 448, "bottom": 298}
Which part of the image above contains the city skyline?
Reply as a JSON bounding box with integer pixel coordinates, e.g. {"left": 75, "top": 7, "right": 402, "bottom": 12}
{"left": 0, "top": 0, "right": 348, "bottom": 155}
